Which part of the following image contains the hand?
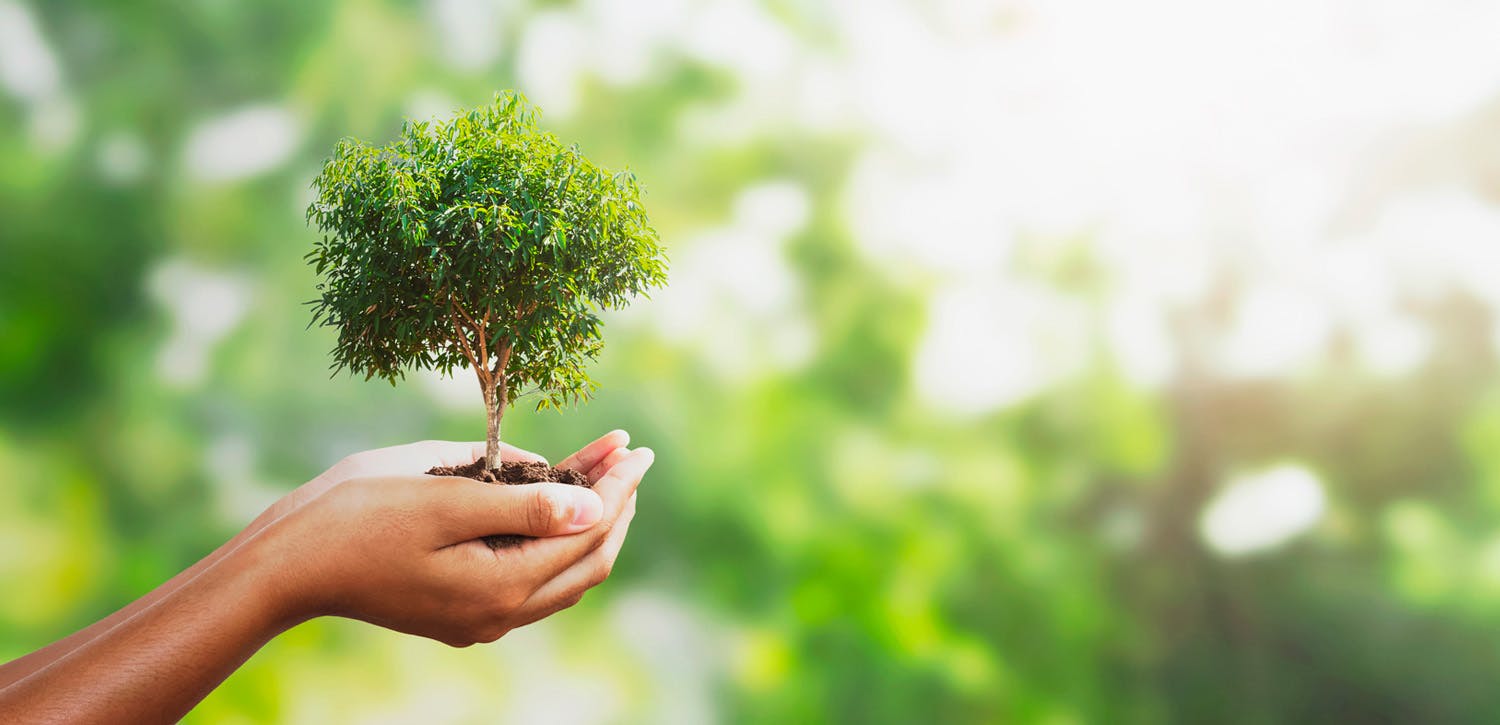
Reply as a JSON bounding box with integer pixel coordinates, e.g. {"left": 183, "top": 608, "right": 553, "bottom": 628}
{"left": 245, "top": 432, "right": 652, "bottom": 647}
{"left": 0, "top": 432, "right": 646, "bottom": 725}
{"left": 241, "top": 439, "right": 548, "bottom": 540}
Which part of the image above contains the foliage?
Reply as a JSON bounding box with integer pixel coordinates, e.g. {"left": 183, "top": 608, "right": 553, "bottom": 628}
{"left": 305, "top": 91, "right": 667, "bottom": 421}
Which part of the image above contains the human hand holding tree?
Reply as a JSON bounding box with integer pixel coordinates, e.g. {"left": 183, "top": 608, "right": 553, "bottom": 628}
{"left": 0, "top": 431, "right": 652, "bottom": 722}
{"left": 262, "top": 436, "right": 653, "bottom": 646}
{"left": 2, "top": 92, "right": 668, "bottom": 722}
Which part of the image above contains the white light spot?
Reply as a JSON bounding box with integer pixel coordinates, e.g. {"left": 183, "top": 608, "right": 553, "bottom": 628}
{"left": 1105, "top": 296, "right": 1175, "bottom": 387}
{"left": 1100, "top": 506, "right": 1145, "bottom": 551}
{"left": 625, "top": 183, "right": 812, "bottom": 380}
{"left": 0, "top": 1, "right": 60, "bottom": 101}
{"left": 793, "top": 59, "right": 852, "bottom": 131}
{"left": 1356, "top": 191, "right": 1500, "bottom": 309}
{"left": 97, "top": 131, "right": 149, "bottom": 184}
{"left": 679, "top": 0, "right": 793, "bottom": 83}
{"left": 1318, "top": 244, "right": 1391, "bottom": 320}
{"left": 675, "top": 230, "right": 795, "bottom": 323}
{"left": 404, "top": 88, "right": 460, "bottom": 124}
{"left": 26, "top": 93, "right": 78, "bottom": 152}
{"left": 733, "top": 181, "right": 810, "bottom": 239}
{"left": 579, "top": 0, "right": 687, "bottom": 87}
{"left": 1216, "top": 283, "right": 1331, "bottom": 379}
{"left": 491, "top": 621, "right": 621, "bottom": 724}
{"left": 645, "top": 225, "right": 805, "bottom": 380}
{"left": 607, "top": 589, "right": 723, "bottom": 724}
{"left": 1200, "top": 464, "right": 1327, "bottom": 557}
{"left": 1354, "top": 313, "right": 1429, "bottom": 377}
{"left": 419, "top": 367, "right": 479, "bottom": 411}
{"left": 766, "top": 315, "right": 816, "bottom": 372}
{"left": 206, "top": 434, "right": 282, "bottom": 524}
{"left": 182, "top": 105, "right": 303, "bottom": 182}
{"left": 516, "top": 12, "right": 586, "bottom": 119}
{"left": 426, "top": 0, "right": 503, "bottom": 71}
{"left": 914, "top": 281, "right": 1086, "bottom": 415}
{"left": 148, "top": 259, "right": 254, "bottom": 387}
{"left": 843, "top": 150, "right": 1012, "bottom": 274}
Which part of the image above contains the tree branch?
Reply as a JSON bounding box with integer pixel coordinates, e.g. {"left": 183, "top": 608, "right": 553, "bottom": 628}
{"left": 449, "top": 295, "right": 495, "bottom": 384}
{"left": 493, "top": 343, "right": 511, "bottom": 383}
{"left": 447, "top": 304, "right": 488, "bottom": 391}
{"left": 476, "top": 311, "right": 489, "bottom": 375}
{"left": 451, "top": 296, "right": 483, "bottom": 335}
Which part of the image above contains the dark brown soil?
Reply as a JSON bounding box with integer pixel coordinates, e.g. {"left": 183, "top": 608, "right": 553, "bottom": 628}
{"left": 426, "top": 459, "right": 591, "bottom": 549}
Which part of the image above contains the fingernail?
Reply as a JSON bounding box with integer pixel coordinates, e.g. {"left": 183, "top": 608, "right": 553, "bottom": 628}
{"left": 612, "top": 429, "right": 630, "bottom": 445}
{"left": 570, "top": 490, "right": 603, "bottom": 527}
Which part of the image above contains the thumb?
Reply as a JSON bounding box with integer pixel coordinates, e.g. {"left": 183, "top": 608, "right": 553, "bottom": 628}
{"left": 429, "top": 478, "right": 604, "bottom": 542}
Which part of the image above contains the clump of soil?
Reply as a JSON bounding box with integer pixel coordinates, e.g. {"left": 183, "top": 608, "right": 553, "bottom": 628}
{"left": 427, "top": 460, "right": 591, "bottom": 549}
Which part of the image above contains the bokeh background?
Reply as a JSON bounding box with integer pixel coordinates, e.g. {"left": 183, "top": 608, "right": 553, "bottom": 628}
{"left": 6, "top": 0, "right": 1500, "bottom": 722}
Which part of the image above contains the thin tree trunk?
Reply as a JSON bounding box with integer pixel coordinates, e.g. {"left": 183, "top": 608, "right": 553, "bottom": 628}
{"left": 484, "top": 384, "right": 499, "bottom": 470}
{"left": 485, "top": 377, "right": 508, "bottom": 470}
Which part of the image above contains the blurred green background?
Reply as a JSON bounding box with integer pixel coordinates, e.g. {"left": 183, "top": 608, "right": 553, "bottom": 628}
{"left": 7, "top": 0, "right": 1500, "bottom": 722}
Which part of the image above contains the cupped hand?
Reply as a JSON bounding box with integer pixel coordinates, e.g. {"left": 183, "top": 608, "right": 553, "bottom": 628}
{"left": 242, "top": 439, "right": 547, "bottom": 538}
{"left": 245, "top": 431, "right": 652, "bottom": 647}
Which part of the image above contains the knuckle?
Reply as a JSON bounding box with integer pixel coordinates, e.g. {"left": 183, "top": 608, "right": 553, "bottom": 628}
{"left": 495, "top": 589, "right": 528, "bottom": 612}
{"left": 529, "top": 490, "right": 563, "bottom": 532}
{"left": 475, "top": 625, "right": 509, "bottom": 644}
{"left": 589, "top": 517, "right": 616, "bottom": 546}
{"left": 591, "top": 558, "right": 614, "bottom": 586}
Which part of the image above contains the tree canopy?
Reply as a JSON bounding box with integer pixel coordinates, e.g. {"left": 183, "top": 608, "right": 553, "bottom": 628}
{"left": 305, "top": 92, "right": 667, "bottom": 419}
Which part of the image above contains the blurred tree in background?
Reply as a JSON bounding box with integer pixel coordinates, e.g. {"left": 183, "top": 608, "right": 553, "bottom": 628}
{"left": 6, "top": 0, "right": 1500, "bottom": 722}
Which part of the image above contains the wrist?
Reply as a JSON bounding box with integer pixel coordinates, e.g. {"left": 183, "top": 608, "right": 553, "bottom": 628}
{"left": 220, "top": 523, "right": 321, "bottom": 633}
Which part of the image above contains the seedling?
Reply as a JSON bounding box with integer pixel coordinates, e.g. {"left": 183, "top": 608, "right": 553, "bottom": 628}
{"left": 307, "top": 92, "right": 667, "bottom": 473}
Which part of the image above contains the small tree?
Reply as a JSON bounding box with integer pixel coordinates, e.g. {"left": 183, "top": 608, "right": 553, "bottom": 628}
{"left": 306, "top": 92, "right": 667, "bottom": 469}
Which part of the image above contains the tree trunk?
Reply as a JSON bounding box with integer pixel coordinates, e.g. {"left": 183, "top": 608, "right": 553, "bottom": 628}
{"left": 484, "top": 377, "right": 508, "bottom": 470}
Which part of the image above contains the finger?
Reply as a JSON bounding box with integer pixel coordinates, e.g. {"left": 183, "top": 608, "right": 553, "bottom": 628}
{"left": 586, "top": 446, "right": 631, "bottom": 484}
{"left": 513, "top": 447, "right": 653, "bottom": 586}
{"left": 425, "top": 477, "right": 604, "bottom": 543}
{"left": 557, "top": 430, "right": 629, "bottom": 476}
{"left": 516, "top": 493, "right": 637, "bottom": 624}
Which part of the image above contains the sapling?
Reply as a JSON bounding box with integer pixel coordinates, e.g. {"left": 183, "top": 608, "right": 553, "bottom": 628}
{"left": 306, "top": 92, "right": 667, "bottom": 482}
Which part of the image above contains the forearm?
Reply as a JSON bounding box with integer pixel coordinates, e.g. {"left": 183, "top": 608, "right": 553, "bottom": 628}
{"left": 0, "top": 522, "right": 266, "bottom": 689}
{"left": 0, "top": 533, "right": 295, "bottom": 723}
{"left": 0, "top": 466, "right": 335, "bottom": 690}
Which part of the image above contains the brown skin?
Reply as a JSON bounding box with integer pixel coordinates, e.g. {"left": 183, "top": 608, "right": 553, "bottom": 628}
{"left": 0, "top": 431, "right": 648, "bottom": 724}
